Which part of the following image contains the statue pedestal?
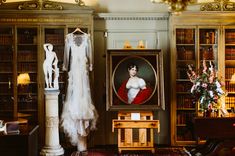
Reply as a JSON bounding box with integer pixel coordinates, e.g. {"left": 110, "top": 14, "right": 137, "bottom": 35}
{"left": 40, "top": 90, "right": 64, "bottom": 156}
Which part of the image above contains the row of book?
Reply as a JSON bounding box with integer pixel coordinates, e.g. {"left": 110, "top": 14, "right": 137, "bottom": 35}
{"left": 45, "top": 34, "right": 64, "bottom": 45}
{"left": 0, "top": 85, "right": 12, "bottom": 93}
{"left": 225, "top": 48, "right": 235, "bottom": 60}
{"left": 200, "top": 31, "right": 216, "bottom": 44}
{"left": 176, "top": 67, "right": 188, "bottom": 79}
{"left": 55, "top": 50, "right": 64, "bottom": 61}
{"left": 0, "top": 83, "right": 13, "bottom": 93}
{"left": 176, "top": 29, "right": 194, "bottom": 44}
{"left": 177, "top": 50, "right": 194, "bottom": 60}
{"left": 176, "top": 82, "right": 192, "bottom": 92}
{"left": 0, "top": 103, "right": 13, "bottom": 110}
{"left": 0, "top": 28, "right": 12, "bottom": 35}
{"left": 0, "top": 51, "right": 37, "bottom": 61}
{"left": 176, "top": 95, "right": 194, "bottom": 108}
{"left": 0, "top": 74, "right": 12, "bottom": 82}
{"left": 0, "top": 63, "right": 12, "bottom": 72}
{"left": 176, "top": 112, "right": 194, "bottom": 124}
{"left": 225, "top": 81, "right": 235, "bottom": 91}
{"left": 18, "top": 51, "right": 37, "bottom": 61}
{"left": 225, "top": 68, "right": 235, "bottom": 79}
{"left": 225, "top": 32, "right": 235, "bottom": 44}
{"left": 17, "top": 62, "right": 37, "bottom": 72}
{"left": 0, "top": 36, "right": 13, "bottom": 45}
{"left": 18, "top": 35, "right": 37, "bottom": 44}
{"left": 0, "top": 52, "right": 13, "bottom": 61}
{"left": 177, "top": 97, "right": 195, "bottom": 109}
{"left": 200, "top": 48, "right": 214, "bottom": 60}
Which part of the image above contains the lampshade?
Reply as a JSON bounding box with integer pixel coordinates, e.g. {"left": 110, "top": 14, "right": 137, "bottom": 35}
{"left": 17, "top": 73, "right": 30, "bottom": 85}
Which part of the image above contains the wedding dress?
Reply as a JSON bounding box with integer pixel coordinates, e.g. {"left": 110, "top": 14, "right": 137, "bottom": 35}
{"left": 60, "top": 33, "right": 98, "bottom": 146}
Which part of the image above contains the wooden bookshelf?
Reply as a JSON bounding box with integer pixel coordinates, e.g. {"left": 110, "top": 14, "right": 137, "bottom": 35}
{"left": 170, "top": 13, "right": 222, "bottom": 146}
{"left": 225, "top": 28, "right": 235, "bottom": 114}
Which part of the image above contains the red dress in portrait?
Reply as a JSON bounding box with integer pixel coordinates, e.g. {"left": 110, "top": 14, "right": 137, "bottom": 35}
{"left": 117, "top": 80, "right": 152, "bottom": 104}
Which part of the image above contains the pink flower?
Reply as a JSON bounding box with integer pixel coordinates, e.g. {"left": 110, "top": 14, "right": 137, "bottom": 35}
{"left": 202, "top": 83, "right": 208, "bottom": 88}
{"left": 208, "top": 103, "right": 213, "bottom": 109}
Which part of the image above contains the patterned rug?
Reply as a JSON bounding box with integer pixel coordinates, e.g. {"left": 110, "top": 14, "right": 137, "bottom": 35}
{"left": 66, "top": 147, "right": 189, "bottom": 156}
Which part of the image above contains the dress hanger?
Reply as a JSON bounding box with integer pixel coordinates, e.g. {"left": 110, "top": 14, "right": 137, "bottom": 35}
{"left": 72, "top": 27, "right": 86, "bottom": 34}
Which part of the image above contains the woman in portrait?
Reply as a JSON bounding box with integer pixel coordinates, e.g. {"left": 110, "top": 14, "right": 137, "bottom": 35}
{"left": 117, "top": 63, "right": 152, "bottom": 104}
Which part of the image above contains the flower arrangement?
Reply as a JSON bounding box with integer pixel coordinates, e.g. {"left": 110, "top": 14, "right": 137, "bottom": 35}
{"left": 187, "top": 60, "right": 225, "bottom": 111}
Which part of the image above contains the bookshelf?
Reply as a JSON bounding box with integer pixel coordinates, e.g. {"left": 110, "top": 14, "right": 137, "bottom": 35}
{"left": 170, "top": 12, "right": 235, "bottom": 146}
{"left": 0, "top": 27, "right": 14, "bottom": 119}
{"left": 224, "top": 28, "right": 235, "bottom": 113}
{"left": 170, "top": 13, "right": 223, "bottom": 146}
{"left": 173, "top": 26, "right": 214, "bottom": 145}
{"left": 17, "top": 27, "right": 38, "bottom": 124}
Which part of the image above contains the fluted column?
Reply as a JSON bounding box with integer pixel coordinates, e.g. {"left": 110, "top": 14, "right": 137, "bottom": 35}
{"left": 40, "top": 90, "right": 64, "bottom": 156}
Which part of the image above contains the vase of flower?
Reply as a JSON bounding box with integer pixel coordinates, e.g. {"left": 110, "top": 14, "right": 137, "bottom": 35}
{"left": 187, "top": 60, "right": 226, "bottom": 117}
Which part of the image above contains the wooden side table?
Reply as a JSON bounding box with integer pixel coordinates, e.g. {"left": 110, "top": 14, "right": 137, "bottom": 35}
{"left": 0, "top": 124, "right": 39, "bottom": 156}
{"left": 112, "top": 112, "right": 160, "bottom": 153}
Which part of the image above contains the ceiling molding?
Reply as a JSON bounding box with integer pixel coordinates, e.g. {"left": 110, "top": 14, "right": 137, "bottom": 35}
{"left": 96, "top": 13, "right": 169, "bottom": 21}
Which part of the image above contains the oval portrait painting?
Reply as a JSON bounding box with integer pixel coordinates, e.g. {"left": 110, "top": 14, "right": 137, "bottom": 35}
{"left": 112, "top": 56, "right": 157, "bottom": 105}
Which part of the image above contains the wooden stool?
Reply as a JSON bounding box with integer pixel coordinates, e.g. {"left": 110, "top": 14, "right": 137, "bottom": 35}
{"left": 112, "top": 111, "right": 160, "bottom": 153}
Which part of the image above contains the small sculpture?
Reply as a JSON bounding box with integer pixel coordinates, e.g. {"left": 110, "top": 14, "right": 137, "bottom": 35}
{"left": 43, "top": 43, "right": 59, "bottom": 89}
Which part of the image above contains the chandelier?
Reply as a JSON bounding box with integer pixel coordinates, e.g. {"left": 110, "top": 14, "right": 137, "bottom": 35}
{"left": 151, "top": 0, "right": 196, "bottom": 14}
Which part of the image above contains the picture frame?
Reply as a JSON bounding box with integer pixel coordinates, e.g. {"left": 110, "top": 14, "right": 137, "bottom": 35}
{"left": 106, "top": 49, "right": 165, "bottom": 111}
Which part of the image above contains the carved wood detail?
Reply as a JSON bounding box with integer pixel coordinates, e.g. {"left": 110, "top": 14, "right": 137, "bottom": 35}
{"left": 201, "top": 0, "right": 235, "bottom": 11}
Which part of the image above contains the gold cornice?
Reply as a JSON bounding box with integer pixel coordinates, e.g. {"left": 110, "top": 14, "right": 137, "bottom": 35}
{"left": 18, "top": 1, "right": 40, "bottom": 10}
{"left": 18, "top": 0, "right": 63, "bottom": 10}
{"left": 0, "top": 0, "right": 92, "bottom": 11}
{"left": 43, "top": 1, "right": 63, "bottom": 10}
{"left": 223, "top": 0, "right": 235, "bottom": 10}
{"left": 201, "top": 0, "right": 235, "bottom": 11}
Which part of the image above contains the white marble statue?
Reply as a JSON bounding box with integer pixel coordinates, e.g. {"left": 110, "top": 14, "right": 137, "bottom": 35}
{"left": 43, "top": 43, "right": 59, "bottom": 89}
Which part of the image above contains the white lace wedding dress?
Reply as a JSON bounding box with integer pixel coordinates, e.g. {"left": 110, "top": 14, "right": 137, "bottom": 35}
{"left": 60, "top": 33, "right": 98, "bottom": 146}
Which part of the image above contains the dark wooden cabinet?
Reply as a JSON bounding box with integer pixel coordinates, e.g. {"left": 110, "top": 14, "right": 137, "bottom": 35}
{"left": 194, "top": 117, "right": 235, "bottom": 139}
{"left": 0, "top": 125, "right": 39, "bottom": 156}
